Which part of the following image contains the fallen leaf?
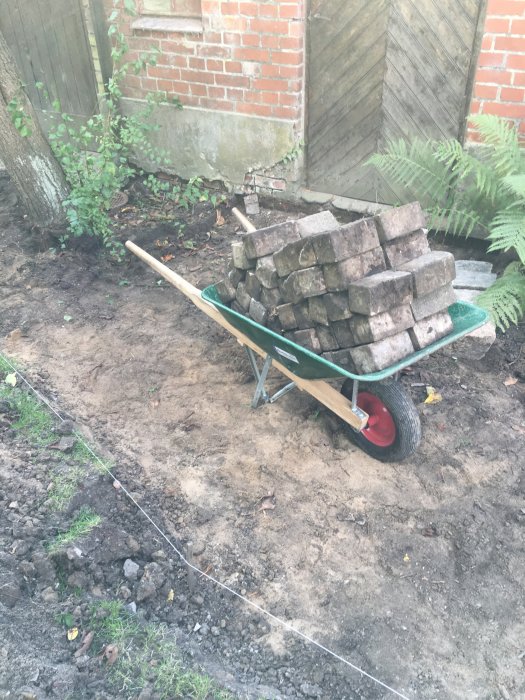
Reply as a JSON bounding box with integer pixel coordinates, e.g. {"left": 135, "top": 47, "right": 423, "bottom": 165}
{"left": 167, "top": 589, "right": 174, "bottom": 602}
{"left": 67, "top": 627, "right": 79, "bottom": 641}
{"left": 215, "top": 210, "right": 225, "bottom": 227}
{"left": 149, "top": 398, "right": 160, "bottom": 409}
{"left": 403, "top": 553, "right": 410, "bottom": 563}
{"left": 74, "top": 630, "right": 94, "bottom": 657}
{"left": 103, "top": 644, "right": 119, "bottom": 666}
{"left": 5, "top": 373, "right": 17, "bottom": 387}
{"left": 257, "top": 492, "right": 276, "bottom": 513}
{"left": 504, "top": 376, "right": 518, "bottom": 387}
{"left": 63, "top": 315, "right": 73, "bottom": 323}
{"left": 160, "top": 253, "right": 174, "bottom": 263}
{"left": 511, "top": 424, "right": 525, "bottom": 435}
{"left": 424, "top": 386, "right": 442, "bottom": 404}
{"left": 155, "top": 238, "right": 169, "bottom": 248}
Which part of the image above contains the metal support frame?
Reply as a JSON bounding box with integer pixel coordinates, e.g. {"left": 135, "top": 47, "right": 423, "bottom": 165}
{"left": 245, "top": 348, "right": 296, "bottom": 408}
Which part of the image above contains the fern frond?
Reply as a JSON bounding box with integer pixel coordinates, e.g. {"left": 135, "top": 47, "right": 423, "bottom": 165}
{"left": 487, "top": 209, "right": 525, "bottom": 263}
{"left": 503, "top": 174, "right": 525, "bottom": 201}
{"left": 471, "top": 114, "right": 522, "bottom": 176}
{"left": 427, "top": 205, "right": 485, "bottom": 237}
{"left": 476, "top": 267, "right": 525, "bottom": 330}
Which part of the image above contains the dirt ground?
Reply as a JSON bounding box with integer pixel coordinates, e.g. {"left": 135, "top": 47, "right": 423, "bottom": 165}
{"left": 1, "top": 169, "right": 524, "bottom": 700}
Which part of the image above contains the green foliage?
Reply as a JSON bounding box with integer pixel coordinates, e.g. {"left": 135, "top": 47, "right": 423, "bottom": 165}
{"left": 46, "top": 1, "right": 181, "bottom": 258}
{"left": 368, "top": 115, "right": 525, "bottom": 330}
{"left": 47, "top": 506, "right": 101, "bottom": 553}
{"left": 7, "top": 95, "right": 33, "bottom": 138}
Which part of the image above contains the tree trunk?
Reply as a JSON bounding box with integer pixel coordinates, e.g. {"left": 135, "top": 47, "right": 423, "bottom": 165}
{"left": 0, "top": 31, "right": 69, "bottom": 228}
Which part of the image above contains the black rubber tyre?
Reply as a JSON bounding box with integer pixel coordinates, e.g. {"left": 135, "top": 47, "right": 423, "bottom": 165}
{"left": 341, "top": 380, "right": 421, "bottom": 462}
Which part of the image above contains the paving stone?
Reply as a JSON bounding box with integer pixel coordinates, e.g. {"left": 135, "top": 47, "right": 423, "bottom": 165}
{"left": 244, "top": 271, "right": 262, "bottom": 300}
{"left": 323, "top": 247, "right": 386, "bottom": 292}
{"left": 316, "top": 325, "right": 340, "bottom": 351}
{"left": 398, "top": 251, "right": 456, "bottom": 297}
{"left": 243, "top": 221, "right": 300, "bottom": 259}
{"left": 261, "top": 286, "right": 283, "bottom": 308}
{"left": 331, "top": 319, "right": 356, "bottom": 348}
{"left": 296, "top": 210, "right": 339, "bottom": 238}
{"left": 322, "top": 349, "right": 356, "bottom": 372}
{"left": 274, "top": 238, "right": 317, "bottom": 277}
{"left": 231, "top": 301, "right": 246, "bottom": 315}
{"left": 375, "top": 202, "right": 427, "bottom": 242}
{"left": 249, "top": 298, "right": 268, "bottom": 325}
{"left": 293, "top": 302, "right": 313, "bottom": 329}
{"left": 312, "top": 218, "right": 380, "bottom": 263}
{"left": 215, "top": 278, "right": 237, "bottom": 303}
{"left": 453, "top": 259, "right": 497, "bottom": 290}
{"left": 285, "top": 328, "right": 322, "bottom": 354}
{"left": 350, "top": 304, "right": 415, "bottom": 344}
{"left": 244, "top": 192, "right": 260, "bottom": 216}
{"left": 454, "top": 288, "right": 481, "bottom": 303}
{"left": 348, "top": 270, "right": 413, "bottom": 316}
{"left": 267, "top": 313, "right": 283, "bottom": 333}
{"left": 411, "top": 283, "right": 456, "bottom": 321}
{"left": 308, "top": 297, "right": 329, "bottom": 326}
{"left": 382, "top": 229, "right": 431, "bottom": 268}
{"left": 323, "top": 292, "right": 353, "bottom": 321}
{"left": 408, "top": 310, "right": 453, "bottom": 350}
{"left": 235, "top": 282, "right": 252, "bottom": 311}
{"left": 231, "top": 241, "right": 254, "bottom": 270}
{"left": 276, "top": 303, "right": 298, "bottom": 330}
{"left": 441, "top": 320, "right": 496, "bottom": 360}
{"left": 255, "top": 255, "right": 279, "bottom": 289}
{"left": 279, "top": 267, "right": 327, "bottom": 303}
{"left": 349, "top": 331, "right": 414, "bottom": 374}
{"left": 227, "top": 266, "right": 244, "bottom": 287}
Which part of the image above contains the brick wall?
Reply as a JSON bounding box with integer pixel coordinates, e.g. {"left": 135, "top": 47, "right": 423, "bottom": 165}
{"left": 112, "top": 0, "right": 306, "bottom": 126}
{"left": 468, "top": 0, "right": 525, "bottom": 140}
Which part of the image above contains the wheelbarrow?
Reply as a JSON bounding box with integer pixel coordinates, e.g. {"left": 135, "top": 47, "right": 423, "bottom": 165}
{"left": 125, "top": 233, "right": 489, "bottom": 462}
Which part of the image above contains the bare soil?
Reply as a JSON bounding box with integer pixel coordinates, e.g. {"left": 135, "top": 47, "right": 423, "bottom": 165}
{"left": 1, "top": 170, "right": 524, "bottom": 700}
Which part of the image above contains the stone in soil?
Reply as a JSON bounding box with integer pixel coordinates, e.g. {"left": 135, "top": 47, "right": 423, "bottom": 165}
{"left": 56, "top": 420, "right": 75, "bottom": 436}
{"left": 453, "top": 259, "right": 497, "bottom": 290}
{"left": 322, "top": 247, "right": 386, "bottom": 292}
{"left": 442, "top": 320, "right": 497, "bottom": 360}
{"left": 408, "top": 310, "right": 454, "bottom": 349}
{"left": 411, "top": 283, "right": 456, "bottom": 321}
{"left": 123, "top": 558, "right": 140, "bottom": 580}
{"left": 231, "top": 241, "right": 253, "bottom": 270}
{"left": 280, "top": 267, "right": 327, "bottom": 304}
{"left": 57, "top": 436, "right": 76, "bottom": 452}
{"left": 349, "top": 304, "right": 415, "bottom": 344}
{"left": 243, "top": 221, "right": 300, "bottom": 259}
{"left": 382, "top": 229, "right": 431, "bottom": 268}
{"left": 295, "top": 210, "right": 339, "bottom": 238}
{"left": 349, "top": 331, "right": 415, "bottom": 373}
{"left": 348, "top": 270, "right": 413, "bottom": 316}
{"left": 311, "top": 218, "right": 380, "bottom": 263}
{"left": 375, "top": 201, "right": 427, "bottom": 242}
{"left": 399, "top": 251, "right": 456, "bottom": 297}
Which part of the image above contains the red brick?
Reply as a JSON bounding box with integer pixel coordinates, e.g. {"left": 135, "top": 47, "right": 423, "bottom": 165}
{"left": 475, "top": 68, "right": 513, "bottom": 84}
{"left": 188, "top": 56, "right": 206, "bottom": 69}
{"left": 520, "top": 121, "right": 525, "bottom": 134}
{"left": 481, "top": 35, "right": 494, "bottom": 50}
{"left": 234, "top": 47, "right": 271, "bottom": 62}
{"left": 260, "top": 91, "right": 279, "bottom": 105}
{"left": 225, "top": 60, "right": 242, "bottom": 72}
{"left": 220, "top": 15, "right": 247, "bottom": 31}
{"left": 477, "top": 51, "right": 506, "bottom": 68}
{"left": 208, "top": 86, "right": 226, "bottom": 98}
{"left": 260, "top": 63, "right": 281, "bottom": 77}
{"left": 206, "top": 58, "right": 224, "bottom": 71}
{"left": 250, "top": 18, "right": 289, "bottom": 34}
{"left": 198, "top": 44, "right": 231, "bottom": 57}
{"left": 508, "top": 53, "right": 525, "bottom": 69}
{"left": 226, "top": 87, "right": 244, "bottom": 100}
{"left": 279, "top": 5, "right": 301, "bottom": 19}
{"left": 236, "top": 102, "right": 273, "bottom": 116}
{"left": 474, "top": 83, "right": 499, "bottom": 98}
{"left": 202, "top": 98, "right": 235, "bottom": 111}
{"left": 482, "top": 101, "right": 525, "bottom": 118}
{"left": 203, "top": 31, "right": 223, "bottom": 43}
{"left": 272, "top": 51, "right": 303, "bottom": 65}
{"left": 258, "top": 3, "right": 278, "bottom": 17}
{"left": 190, "top": 82, "right": 208, "bottom": 97}
{"left": 223, "top": 32, "right": 242, "bottom": 46}
{"left": 487, "top": 0, "right": 525, "bottom": 15}
{"left": 485, "top": 17, "right": 511, "bottom": 32}
{"left": 511, "top": 18, "right": 525, "bottom": 32}
{"left": 272, "top": 105, "right": 300, "bottom": 119}
{"left": 512, "top": 70, "right": 525, "bottom": 85}
{"left": 253, "top": 77, "right": 288, "bottom": 91}
{"left": 501, "top": 86, "right": 525, "bottom": 100}
{"left": 180, "top": 69, "right": 216, "bottom": 84}
{"left": 279, "top": 36, "right": 304, "bottom": 50}
{"left": 168, "top": 81, "right": 192, "bottom": 94}
{"left": 279, "top": 92, "right": 301, "bottom": 106}
{"left": 242, "top": 33, "right": 261, "bottom": 47}
{"left": 469, "top": 99, "right": 482, "bottom": 114}
{"left": 221, "top": 2, "right": 239, "bottom": 13}
{"left": 139, "top": 77, "right": 158, "bottom": 91}
{"left": 494, "top": 35, "right": 525, "bottom": 50}
{"left": 133, "top": 37, "right": 162, "bottom": 51}
{"left": 183, "top": 94, "right": 201, "bottom": 107}
{"left": 160, "top": 41, "right": 195, "bottom": 54}
{"left": 260, "top": 34, "right": 280, "bottom": 49}
{"left": 148, "top": 65, "right": 177, "bottom": 79}
{"left": 214, "top": 73, "right": 251, "bottom": 88}
{"left": 238, "top": 1, "right": 259, "bottom": 15}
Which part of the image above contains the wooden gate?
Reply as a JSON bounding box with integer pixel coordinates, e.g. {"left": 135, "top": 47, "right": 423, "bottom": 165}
{"left": 307, "top": 0, "right": 487, "bottom": 203}
{"left": 0, "top": 0, "right": 100, "bottom": 129}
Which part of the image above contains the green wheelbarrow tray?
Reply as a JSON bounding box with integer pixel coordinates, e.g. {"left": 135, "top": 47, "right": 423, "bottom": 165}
{"left": 202, "top": 285, "right": 490, "bottom": 382}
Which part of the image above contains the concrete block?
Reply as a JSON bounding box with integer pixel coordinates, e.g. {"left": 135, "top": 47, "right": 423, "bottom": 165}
{"left": 244, "top": 192, "right": 259, "bottom": 216}
{"left": 312, "top": 218, "right": 380, "bottom": 263}
{"left": 331, "top": 320, "right": 356, "bottom": 348}
{"left": 442, "top": 320, "right": 496, "bottom": 361}
{"left": 296, "top": 210, "right": 339, "bottom": 238}
{"left": 243, "top": 221, "right": 300, "bottom": 259}
{"left": 399, "top": 251, "right": 456, "bottom": 297}
{"left": 382, "top": 229, "right": 431, "bottom": 268}
{"left": 454, "top": 288, "right": 480, "bottom": 304}
{"left": 453, "top": 259, "right": 496, "bottom": 290}
{"left": 411, "top": 283, "right": 456, "bottom": 321}
{"left": 227, "top": 266, "right": 244, "bottom": 287}
{"left": 215, "top": 278, "right": 237, "bottom": 303}
{"left": 249, "top": 298, "right": 268, "bottom": 325}
{"left": 293, "top": 302, "right": 312, "bottom": 329}
{"left": 322, "top": 349, "right": 356, "bottom": 372}
{"left": 349, "top": 331, "right": 414, "bottom": 374}
{"left": 244, "top": 271, "right": 261, "bottom": 300}
{"left": 276, "top": 303, "right": 297, "bottom": 330}
{"left": 280, "top": 267, "right": 326, "bottom": 304}
{"left": 231, "top": 300, "right": 246, "bottom": 315}
{"left": 375, "top": 202, "right": 427, "bottom": 242}
{"left": 316, "top": 325, "right": 340, "bottom": 351}
{"left": 408, "top": 311, "right": 453, "bottom": 350}
{"left": 235, "top": 282, "right": 252, "bottom": 311}
{"left": 255, "top": 255, "right": 279, "bottom": 289}
{"left": 285, "top": 328, "right": 322, "bottom": 354}
{"left": 274, "top": 238, "right": 317, "bottom": 277}
{"left": 308, "top": 297, "right": 329, "bottom": 326}
{"left": 350, "top": 305, "right": 415, "bottom": 345}
{"left": 267, "top": 312, "right": 283, "bottom": 334}
{"left": 348, "top": 270, "right": 413, "bottom": 316}
{"left": 323, "top": 247, "right": 386, "bottom": 292}
{"left": 323, "top": 292, "right": 353, "bottom": 321}
{"left": 231, "top": 241, "right": 254, "bottom": 270}
{"left": 261, "top": 286, "right": 283, "bottom": 308}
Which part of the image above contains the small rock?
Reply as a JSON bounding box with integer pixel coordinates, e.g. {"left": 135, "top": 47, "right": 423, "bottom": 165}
{"left": 57, "top": 420, "right": 75, "bottom": 435}
{"left": 136, "top": 580, "right": 156, "bottom": 602}
{"left": 8, "top": 501, "right": 18, "bottom": 509}
{"left": 199, "top": 623, "right": 209, "bottom": 636}
{"left": 67, "top": 571, "right": 89, "bottom": 589}
{"left": 126, "top": 601, "right": 137, "bottom": 614}
{"left": 57, "top": 436, "right": 76, "bottom": 453}
{"left": 119, "top": 585, "right": 131, "bottom": 600}
{"left": 211, "top": 626, "right": 220, "bottom": 636}
{"left": 151, "top": 549, "right": 167, "bottom": 561}
{"left": 300, "top": 682, "right": 322, "bottom": 698}
{"left": 41, "top": 586, "right": 59, "bottom": 603}
{"left": 192, "top": 541, "right": 206, "bottom": 557}
{"left": 123, "top": 559, "right": 140, "bottom": 580}
{"left": 66, "top": 546, "right": 83, "bottom": 562}
{"left": 19, "top": 692, "right": 38, "bottom": 700}
{"left": 0, "top": 582, "right": 21, "bottom": 608}
{"left": 0, "top": 399, "right": 11, "bottom": 413}
{"left": 192, "top": 594, "right": 204, "bottom": 606}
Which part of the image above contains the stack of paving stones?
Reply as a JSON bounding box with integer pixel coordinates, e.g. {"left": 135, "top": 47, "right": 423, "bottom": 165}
{"left": 215, "top": 203, "right": 457, "bottom": 374}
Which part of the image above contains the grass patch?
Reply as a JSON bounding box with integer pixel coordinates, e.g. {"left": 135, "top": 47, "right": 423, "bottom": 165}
{"left": 47, "top": 465, "right": 84, "bottom": 511}
{"left": 89, "top": 602, "right": 234, "bottom": 700}
{"left": 47, "top": 506, "right": 101, "bottom": 553}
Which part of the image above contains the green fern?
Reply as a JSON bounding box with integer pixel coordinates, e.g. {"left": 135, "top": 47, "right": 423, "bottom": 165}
{"left": 368, "top": 115, "right": 525, "bottom": 330}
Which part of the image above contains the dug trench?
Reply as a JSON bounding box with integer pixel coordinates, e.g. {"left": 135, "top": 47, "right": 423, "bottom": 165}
{"left": 1, "top": 170, "right": 524, "bottom": 699}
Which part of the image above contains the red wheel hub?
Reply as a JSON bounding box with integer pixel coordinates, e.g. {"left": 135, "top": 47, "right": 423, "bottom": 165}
{"left": 357, "top": 392, "right": 396, "bottom": 447}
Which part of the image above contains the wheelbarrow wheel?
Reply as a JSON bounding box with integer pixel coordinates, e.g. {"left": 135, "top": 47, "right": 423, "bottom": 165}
{"left": 340, "top": 380, "right": 421, "bottom": 462}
